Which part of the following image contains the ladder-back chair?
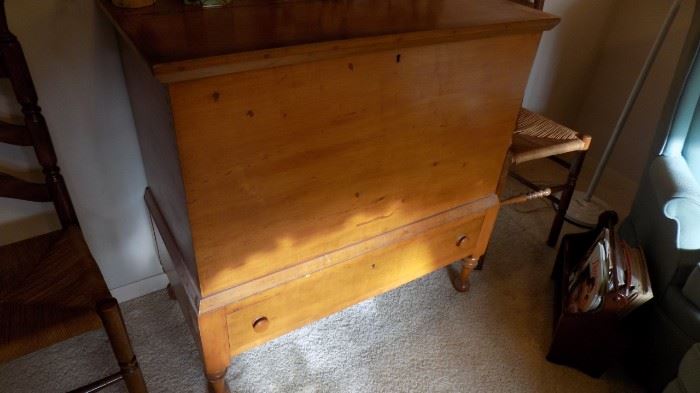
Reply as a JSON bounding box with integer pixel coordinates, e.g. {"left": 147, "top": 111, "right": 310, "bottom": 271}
{"left": 0, "top": 2, "right": 147, "bottom": 391}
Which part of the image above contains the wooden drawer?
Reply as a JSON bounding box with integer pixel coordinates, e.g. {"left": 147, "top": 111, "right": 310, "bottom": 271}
{"left": 225, "top": 210, "right": 486, "bottom": 356}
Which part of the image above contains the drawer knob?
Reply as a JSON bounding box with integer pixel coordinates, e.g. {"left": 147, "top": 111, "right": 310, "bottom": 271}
{"left": 252, "top": 316, "right": 269, "bottom": 333}
{"left": 456, "top": 234, "right": 470, "bottom": 248}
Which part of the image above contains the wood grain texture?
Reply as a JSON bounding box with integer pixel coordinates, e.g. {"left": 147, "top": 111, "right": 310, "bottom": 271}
{"left": 475, "top": 204, "right": 500, "bottom": 258}
{"left": 96, "top": 298, "right": 148, "bottom": 393}
{"left": 169, "top": 34, "right": 539, "bottom": 296}
{"left": 198, "top": 195, "right": 498, "bottom": 313}
{"left": 450, "top": 202, "right": 500, "bottom": 291}
{"left": 225, "top": 209, "right": 485, "bottom": 356}
{"left": 101, "top": 1, "right": 555, "bottom": 385}
{"left": 99, "top": 0, "right": 558, "bottom": 82}
{"left": 0, "top": 227, "right": 107, "bottom": 362}
{"left": 198, "top": 309, "right": 231, "bottom": 393}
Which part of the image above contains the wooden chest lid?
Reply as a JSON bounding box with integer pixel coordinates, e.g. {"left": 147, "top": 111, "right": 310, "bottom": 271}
{"left": 100, "top": 0, "right": 558, "bottom": 82}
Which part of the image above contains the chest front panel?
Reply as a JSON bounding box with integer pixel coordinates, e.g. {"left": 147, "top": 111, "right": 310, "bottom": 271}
{"left": 169, "top": 33, "right": 539, "bottom": 296}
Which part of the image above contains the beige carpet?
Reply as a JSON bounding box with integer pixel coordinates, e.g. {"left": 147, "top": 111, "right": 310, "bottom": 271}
{"left": 0, "top": 192, "right": 644, "bottom": 392}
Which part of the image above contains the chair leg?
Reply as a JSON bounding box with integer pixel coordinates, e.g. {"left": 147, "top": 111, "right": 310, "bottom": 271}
{"left": 96, "top": 298, "right": 148, "bottom": 393}
{"left": 166, "top": 283, "right": 177, "bottom": 300}
{"left": 547, "top": 150, "right": 587, "bottom": 247}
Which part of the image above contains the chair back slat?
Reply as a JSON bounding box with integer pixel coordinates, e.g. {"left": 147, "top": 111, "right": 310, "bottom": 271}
{"left": 0, "top": 120, "right": 31, "bottom": 145}
{"left": 0, "top": 0, "right": 77, "bottom": 227}
{"left": 0, "top": 172, "right": 51, "bottom": 202}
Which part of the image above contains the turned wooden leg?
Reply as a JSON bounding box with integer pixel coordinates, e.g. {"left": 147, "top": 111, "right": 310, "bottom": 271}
{"left": 474, "top": 254, "right": 486, "bottom": 271}
{"left": 547, "top": 149, "right": 587, "bottom": 248}
{"left": 206, "top": 369, "right": 230, "bottom": 393}
{"left": 449, "top": 256, "right": 479, "bottom": 292}
{"left": 96, "top": 298, "right": 148, "bottom": 393}
{"left": 199, "top": 310, "right": 231, "bottom": 393}
{"left": 166, "top": 283, "right": 177, "bottom": 300}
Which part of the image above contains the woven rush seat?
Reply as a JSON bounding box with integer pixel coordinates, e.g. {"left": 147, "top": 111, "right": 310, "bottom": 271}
{"left": 504, "top": 107, "right": 592, "bottom": 247}
{"left": 0, "top": 226, "right": 110, "bottom": 362}
{"left": 511, "top": 109, "right": 590, "bottom": 165}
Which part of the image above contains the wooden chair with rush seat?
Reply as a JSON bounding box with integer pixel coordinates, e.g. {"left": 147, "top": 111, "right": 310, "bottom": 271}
{"left": 504, "top": 0, "right": 591, "bottom": 248}
{"left": 0, "top": 2, "right": 147, "bottom": 392}
{"left": 471, "top": 106, "right": 591, "bottom": 275}
{"left": 508, "top": 108, "right": 592, "bottom": 247}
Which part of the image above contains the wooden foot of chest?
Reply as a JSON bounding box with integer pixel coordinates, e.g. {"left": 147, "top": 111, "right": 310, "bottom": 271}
{"left": 166, "top": 284, "right": 176, "bottom": 300}
{"left": 449, "top": 256, "right": 480, "bottom": 293}
{"left": 206, "top": 370, "right": 230, "bottom": 393}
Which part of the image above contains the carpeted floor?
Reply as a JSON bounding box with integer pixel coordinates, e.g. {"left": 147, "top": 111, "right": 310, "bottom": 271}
{"left": 0, "top": 192, "right": 644, "bottom": 393}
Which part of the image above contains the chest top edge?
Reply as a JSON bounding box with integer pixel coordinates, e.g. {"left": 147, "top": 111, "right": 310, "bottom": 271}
{"left": 99, "top": 0, "right": 558, "bottom": 83}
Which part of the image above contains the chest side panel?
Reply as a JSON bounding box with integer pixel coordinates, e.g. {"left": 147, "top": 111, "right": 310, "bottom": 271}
{"left": 169, "top": 33, "right": 539, "bottom": 295}
{"left": 118, "top": 37, "right": 199, "bottom": 291}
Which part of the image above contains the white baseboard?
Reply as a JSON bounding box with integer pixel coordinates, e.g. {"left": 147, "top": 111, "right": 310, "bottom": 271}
{"left": 110, "top": 272, "right": 170, "bottom": 303}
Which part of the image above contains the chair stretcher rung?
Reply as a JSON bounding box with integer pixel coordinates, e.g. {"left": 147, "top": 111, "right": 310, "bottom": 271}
{"left": 548, "top": 155, "right": 571, "bottom": 169}
{"left": 0, "top": 172, "right": 50, "bottom": 201}
{"left": 0, "top": 120, "right": 30, "bottom": 145}
{"left": 508, "top": 171, "right": 566, "bottom": 204}
{"left": 511, "top": 139, "right": 585, "bottom": 165}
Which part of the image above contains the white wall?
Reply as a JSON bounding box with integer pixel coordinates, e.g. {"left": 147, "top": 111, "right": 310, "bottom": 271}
{"left": 523, "top": 0, "right": 694, "bottom": 214}
{"left": 575, "top": 0, "right": 694, "bottom": 184}
{"left": 0, "top": 0, "right": 164, "bottom": 301}
{"left": 524, "top": 0, "right": 619, "bottom": 125}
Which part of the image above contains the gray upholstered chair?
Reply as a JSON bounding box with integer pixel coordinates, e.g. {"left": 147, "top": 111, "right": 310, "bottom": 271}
{"left": 663, "top": 344, "right": 700, "bottom": 393}
{"left": 620, "top": 5, "right": 700, "bottom": 389}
